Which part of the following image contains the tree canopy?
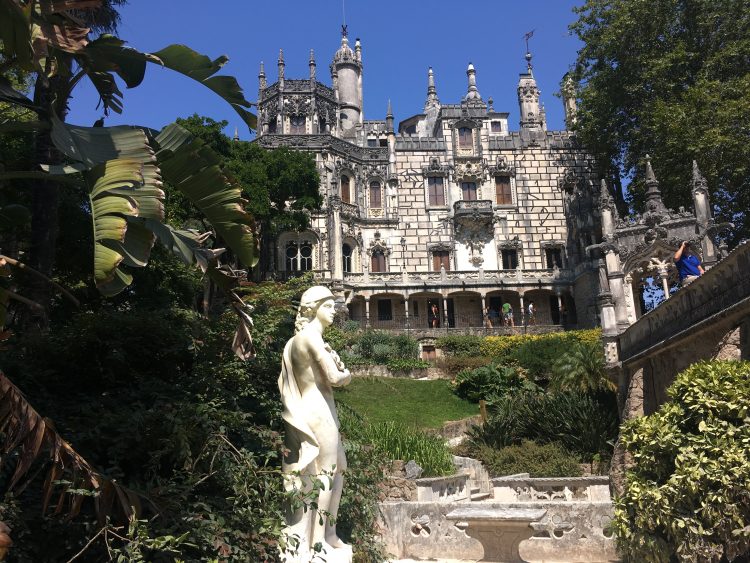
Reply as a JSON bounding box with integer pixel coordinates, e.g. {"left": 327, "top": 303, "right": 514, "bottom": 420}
{"left": 571, "top": 0, "right": 750, "bottom": 243}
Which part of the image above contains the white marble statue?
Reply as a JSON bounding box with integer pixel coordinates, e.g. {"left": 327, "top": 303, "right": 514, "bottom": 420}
{"left": 278, "top": 286, "right": 353, "bottom": 563}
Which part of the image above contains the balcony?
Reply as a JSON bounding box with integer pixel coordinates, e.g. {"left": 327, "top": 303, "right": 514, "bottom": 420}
{"left": 453, "top": 199, "right": 494, "bottom": 218}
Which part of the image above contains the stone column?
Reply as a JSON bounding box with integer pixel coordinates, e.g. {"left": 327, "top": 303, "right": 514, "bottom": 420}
{"left": 610, "top": 365, "right": 645, "bottom": 496}
{"left": 556, "top": 292, "right": 563, "bottom": 325}
{"left": 605, "top": 250, "right": 629, "bottom": 328}
{"left": 364, "top": 297, "right": 371, "bottom": 329}
{"left": 403, "top": 296, "right": 410, "bottom": 329}
{"left": 329, "top": 196, "right": 344, "bottom": 281}
{"left": 519, "top": 294, "right": 525, "bottom": 325}
{"left": 443, "top": 296, "right": 449, "bottom": 328}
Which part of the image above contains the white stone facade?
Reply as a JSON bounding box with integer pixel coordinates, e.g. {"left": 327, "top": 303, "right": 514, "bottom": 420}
{"left": 256, "top": 32, "right": 601, "bottom": 330}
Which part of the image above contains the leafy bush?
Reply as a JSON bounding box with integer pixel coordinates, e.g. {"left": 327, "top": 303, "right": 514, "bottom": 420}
{"left": 471, "top": 390, "right": 618, "bottom": 460}
{"left": 452, "top": 363, "right": 537, "bottom": 403}
{"left": 340, "top": 407, "right": 455, "bottom": 477}
{"left": 551, "top": 341, "right": 614, "bottom": 393}
{"left": 469, "top": 441, "right": 582, "bottom": 478}
{"left": 614, "top": 360, "right": 750, "bottom": 562}
{"left": 386, "top": 358, "right": 431, "bottom": 372}
{"left": 436, "top": 355, "right": 493, "bottom": 377}
{"left": 435, "top": 334, "right": 483, "bottom": 357}
{"left": 479, "top": 329, "right": 603, "bottom": 380}
{"left": 341, "top": 330, "right": 420, "bottom": 366}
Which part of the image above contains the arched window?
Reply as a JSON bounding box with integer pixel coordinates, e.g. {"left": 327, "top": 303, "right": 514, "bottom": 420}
{"left": 341, "top": 175, "right": 351, "bottom": 203}
{"left": 371, "top": 250, "right": 386, "bottom": 273}
{"left": 342, "top": 243, "right": 353, "bottom": 273}
{"left": 458, "top": 127, "right": 473, "bottom": 148}
{"left": 290, "top": 115, "right": 305, "bottom": 134}
{"left": 461, "top": 182, "right": 478, "bottom": 201}
{"left": 369, "top": 181, "right": 382, "bottom": 208}
{"left": 286, "top": 242, "right": 313, "bottom": 271}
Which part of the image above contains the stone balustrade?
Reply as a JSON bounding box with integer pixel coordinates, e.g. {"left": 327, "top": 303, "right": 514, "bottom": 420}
{"left": 415, "top": 472, "right": 470, "bottom": 502}
{"left": 492, "top": 475, "right": 611, "bottom": 503}
{"left": 342, "top": 268, "right": 570, "bottom": 288}
{"left": 619, "top": 241, "right": 750, "bottom": 363}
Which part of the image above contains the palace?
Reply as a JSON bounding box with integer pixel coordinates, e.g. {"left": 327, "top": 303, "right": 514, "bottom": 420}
{"left": 255, "top": 29, "right": 603, "bottom": 331}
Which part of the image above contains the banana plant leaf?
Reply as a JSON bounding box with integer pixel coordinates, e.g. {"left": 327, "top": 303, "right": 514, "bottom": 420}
{"left": 154, "top": 123, "right": 258, "bottom": 268}
{"left": 0, "top": 0, "right": 33, "bottom": 70}
{"left": 85, "top": 158, "right": 164, "bottom": 296}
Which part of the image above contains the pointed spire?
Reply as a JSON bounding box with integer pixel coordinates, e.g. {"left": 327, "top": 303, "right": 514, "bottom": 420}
{"left": 258, "top": 61, "right": 266, "bottom": 90}
{"left": 464, "top": 62, "right": 482, "bottom": 102}
{"left": 233, "top": 127, "right": 239, "bottom": 142}
{"left": 386, "top": 99, "right": 394, "bottom": 132}
{"left": 424, "top": 67, "right": 440, "bottom": 111}
{"left": 354, "top": 37, "right": 362, "bottom": 61}
{"left": 277, "top": 49, "right": 285, "bottom": 82}
{"left": 644, "top": 155, "right": 667, "bottom": 213}
{"left": 692, "top": 160, "right": 708, "bottom": 194}
{"left": 309, "top": 49, "right": 316, "bottom": 80}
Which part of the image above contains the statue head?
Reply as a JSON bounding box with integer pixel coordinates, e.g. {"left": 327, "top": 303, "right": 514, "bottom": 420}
{"left": 295, "top": 285, "right": 335, "bottom": 332}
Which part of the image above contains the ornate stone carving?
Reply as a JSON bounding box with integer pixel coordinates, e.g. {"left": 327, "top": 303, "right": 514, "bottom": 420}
{"left": 366, "top": 231, "right": 391, "bottom": 256}
{"left": 453, "top": 159, "right": 484, "bottom": 182}
{"left": 422, "top": 157, "right": 450, "bottom": 177}
{"left": 284, "top": 95, "right": 312, "bottom": 116}
{"left": 487, "top": 155, "right": 516, "bottom": 177}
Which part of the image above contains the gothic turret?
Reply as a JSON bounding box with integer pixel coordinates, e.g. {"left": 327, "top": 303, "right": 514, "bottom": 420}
{"left": 309, "top": 49, "right": 316, "bottom": 81}
{"left": 517, "top": 51, "right": 543, "bottom": 130}
{"left": 331, "top": 27, "right": 363, "bottom": 136}
{"left": 258, "top": 61, "right": 266, "bottom": 90}
{"left": 424, "top": 67, "right": 440, "bottom": 111}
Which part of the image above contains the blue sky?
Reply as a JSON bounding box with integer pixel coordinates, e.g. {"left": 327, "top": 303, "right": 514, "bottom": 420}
{"left": 67, "top": 1, "right": 585, "bottom": 139}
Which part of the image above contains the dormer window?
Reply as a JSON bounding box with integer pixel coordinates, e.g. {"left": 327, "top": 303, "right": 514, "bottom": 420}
{"left": 458, "top": 127, "right": 473, "bottom": 148}
{"left": 290, "top": 115, "right": 305, "bottom": 134}
{"left": 491, "top": 121, "right": 503, "bottom": 133}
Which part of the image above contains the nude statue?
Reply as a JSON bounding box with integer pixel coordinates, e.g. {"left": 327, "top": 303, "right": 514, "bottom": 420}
{"left": 278, "top": 286, "right": 352, "bottom": 562}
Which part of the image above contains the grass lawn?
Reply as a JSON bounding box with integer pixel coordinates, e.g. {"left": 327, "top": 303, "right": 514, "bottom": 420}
{"left": 335, "top": 376, "right": 478, "bottom": 429}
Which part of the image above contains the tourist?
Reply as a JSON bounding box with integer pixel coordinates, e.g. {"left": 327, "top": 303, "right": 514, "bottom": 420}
{"left": 430, "top": 303, "right": 440, "bottom": 328}
{"left": 483, "top": 306, "right": 492, "bottom": 328}
{"left": 527, "top": 300, "right": 535, "bottom": 325}
{"left": 674, "top": 241, "right": 704, "bottom": 286}
{"left": 502, "top": 302, "right": 514, "bottom": 327}
{"left": 488, "top": 306, "right": 500, "bottom": 328}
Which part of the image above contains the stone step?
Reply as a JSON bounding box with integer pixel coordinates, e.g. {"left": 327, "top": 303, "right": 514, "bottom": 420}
{"left": 471, "top": 491, "right": 491, "bottom": 501}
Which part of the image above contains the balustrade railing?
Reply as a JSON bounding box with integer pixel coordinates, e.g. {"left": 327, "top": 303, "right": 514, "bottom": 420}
{"left": 342, "top": 268, "right": 569, "bottom": 285}
{"left": 347, "top": 310, "right": 564, "bottom": 331}
{"left": 453, "top": 199, "right": 494, "bottom": 215}
{"left": 619, "top": 242, "right": 750, "bottom": 360}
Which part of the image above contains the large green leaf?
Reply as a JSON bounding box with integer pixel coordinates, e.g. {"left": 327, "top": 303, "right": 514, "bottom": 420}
{"left": 84, "top": 158, "right": 164, "bottom": 296}
{"left": 154, "top": 123, "right": 258, "bottom": 268}
{"left": 152, "top": 45, "right": 257, "bottom": 130}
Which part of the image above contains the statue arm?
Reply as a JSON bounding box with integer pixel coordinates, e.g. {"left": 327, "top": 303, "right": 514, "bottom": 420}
{"left": 308, "top": 334, "right": 351, "bottom": 387}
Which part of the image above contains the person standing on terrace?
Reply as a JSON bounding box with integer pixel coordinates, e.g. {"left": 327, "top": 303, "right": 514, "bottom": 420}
{"left": 674, "top": 241, "right": 704, "bottom": 286}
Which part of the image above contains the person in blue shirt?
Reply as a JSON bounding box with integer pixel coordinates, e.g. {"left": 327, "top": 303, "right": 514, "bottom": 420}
{"left": 674, "top": 241, "right": 704, "bottom": 285}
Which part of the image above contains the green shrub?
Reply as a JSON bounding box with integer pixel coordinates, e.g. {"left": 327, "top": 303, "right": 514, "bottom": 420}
{"left": 340, "top": 407, "right": 454, "bottom": 477}
{"left": 354, "top": 330, "right": 420, "bottom": 364}
{"left": 386, "top": 358, "right": 431, "bottom": 372}
{"left": 469, "top": 441, "right": 582, "bottom": 477}
{"left": 471, "top": 390, "right": 618, "bottom": 459}
{"left": 452, "top": 363, "right": 538, "bottom": 403}
{"left": 614, "top": 360, "right": 750, "bottom": 562}
{"left": 550, "top": 341, "right": 614, "bottom": 393}
{"left": 436, "top": 355, "right": 493, "bottom": 377}
{"left": 435, "top": 334, "right": 483, "bottom": 357}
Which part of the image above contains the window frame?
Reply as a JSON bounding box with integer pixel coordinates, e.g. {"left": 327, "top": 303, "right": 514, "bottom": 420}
{"left": 501, "top": 248, "right": 518, "bottom": 270}
{"left": 432, "top": 250, "right": 451, "bottom": 272}
{"left": 340, "top": 174, "right": 351, "bottom": 204}
{"left": 290, "top": 115, "right": 305, "bottom": 134}
{"left": 427, "top": 176, "right": 446, "bottom": 207}
{"left": 369, "top": 180, "right": 382, "bottom": 209}
{"left": 495, "top": 175, "right": 513, "bottom": 206}
{"left": 371, "top": 250, "right": 386, "bottom": 272}
{"left": 461, "top": 181, "right": 478, "bottom": 201}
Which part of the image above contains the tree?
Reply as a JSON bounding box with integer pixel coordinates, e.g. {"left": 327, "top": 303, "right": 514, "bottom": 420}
{"left": 570, "top": 0, "right": 750, "bottom": 243}
{"left": 175, "top": 115, "right": 322, "bottom": 277}
{"left": 0, "top": 0, "right": 260, "bottom": 526}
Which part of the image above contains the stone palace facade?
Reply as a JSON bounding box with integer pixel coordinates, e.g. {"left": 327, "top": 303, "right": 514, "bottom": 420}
{"left": 254, "top": 30, "right": 602, "bottom": 330}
